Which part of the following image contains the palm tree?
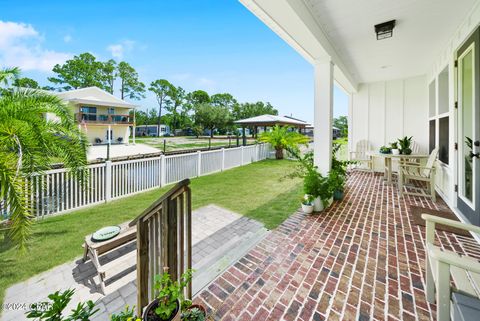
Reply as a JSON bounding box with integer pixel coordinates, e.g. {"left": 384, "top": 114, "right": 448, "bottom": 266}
{"left": 0, "top": 68, "right": 88, "bottom": 251}
{"left": 258, "top": 125, "right": 309, "bottom": 159}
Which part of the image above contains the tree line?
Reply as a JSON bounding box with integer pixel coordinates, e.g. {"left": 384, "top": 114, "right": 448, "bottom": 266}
{"left": 17, "top": 52, "right": 279, "bottom": 137}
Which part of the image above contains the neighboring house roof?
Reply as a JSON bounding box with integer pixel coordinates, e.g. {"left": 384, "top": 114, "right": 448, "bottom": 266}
{"left": 53, "top": 87, "right": 137, "bottom": 108}
{"left": 234, "top": 114, "right": 310, "bottom": 127}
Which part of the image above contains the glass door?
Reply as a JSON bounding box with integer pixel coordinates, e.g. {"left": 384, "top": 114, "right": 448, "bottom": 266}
{"left": 457, "top": 29, "right": 480, "bottom": 226}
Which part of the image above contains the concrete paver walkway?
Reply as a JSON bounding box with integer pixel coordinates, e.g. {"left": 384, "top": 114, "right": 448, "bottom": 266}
{"left": 2, "top": 205, "right": 267, "bottom": 321}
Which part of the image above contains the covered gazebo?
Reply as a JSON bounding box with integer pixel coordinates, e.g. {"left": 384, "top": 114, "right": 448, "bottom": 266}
{"left": 234, "top": 114, "right": 309, "bottom": 145}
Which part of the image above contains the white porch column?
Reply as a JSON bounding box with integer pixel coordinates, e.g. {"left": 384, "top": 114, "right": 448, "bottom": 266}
{"left": 314, "top": 60, "right": 334, "bottom": 175}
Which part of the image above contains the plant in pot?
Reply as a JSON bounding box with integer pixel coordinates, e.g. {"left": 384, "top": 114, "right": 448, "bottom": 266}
{"left": 303, "top": 169, "right": 330, "bottom": 211}
{"left": 143, "top": 268, "right": 194, "bottom": 321}
{"left": 398, "top": 136, "right": 413, "bottom": 155}
{"left": 390, "top": 142, "right": 400, "bottom": 155}
{"left": 300, "top": 195, "right": 314, "bottom": 214}
{"left": 181, "top": 300, "right": 208, "bottom": 321}
{"left": 329, "top": 169, "right": 346, "bottom": 201}
{"left": 379, "top": 146, "right": 391, "bottom": 154}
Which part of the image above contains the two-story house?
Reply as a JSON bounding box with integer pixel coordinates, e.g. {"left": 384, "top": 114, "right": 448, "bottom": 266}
{"left": 51, "top": 87, "right": 137, "bottom": 145}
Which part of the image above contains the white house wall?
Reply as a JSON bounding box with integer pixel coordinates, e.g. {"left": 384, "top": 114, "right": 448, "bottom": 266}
{"left": 351, "top": 75, "right": 428, "bottom": 171}
{"left": 427, "top": 1, "right": 480, "bottom": 209}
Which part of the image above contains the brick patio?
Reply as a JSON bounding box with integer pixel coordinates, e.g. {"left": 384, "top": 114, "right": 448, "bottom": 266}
{"left": 194, "top": 171, "right": 480, "bottom": 321}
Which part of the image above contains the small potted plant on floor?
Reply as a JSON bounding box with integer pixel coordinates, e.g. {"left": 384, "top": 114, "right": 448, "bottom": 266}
{"left": 300, "top": 195, "right": 314, "bottom": 214}
{"left": 181, "top": 300, "right": 208, "bottom": 321}
{"left": 303, "top": 168, "right": 330, "bottom": 212}
{"left": 398, "top": 136, "right": 413, "bottom": 155}
{"left": 329, "top": 169, "right": 346, "bottom": 201}
{"left": 143, "top": 268, "right": 194, "bottom": 321}
{"left": 390, "top": 142, "right": 400, "bottom": 155}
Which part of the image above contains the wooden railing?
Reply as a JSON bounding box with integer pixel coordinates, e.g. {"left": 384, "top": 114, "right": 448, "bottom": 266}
{"left": 75, "top": 112, "right": 132, "bottom": 124}
{"left": 129, "top": 179, "right": 192, "bottom": 316}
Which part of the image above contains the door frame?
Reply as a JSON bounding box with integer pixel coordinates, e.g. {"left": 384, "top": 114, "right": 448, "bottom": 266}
{"left": 455, "top": 27, "right": 480, "bottom": 226}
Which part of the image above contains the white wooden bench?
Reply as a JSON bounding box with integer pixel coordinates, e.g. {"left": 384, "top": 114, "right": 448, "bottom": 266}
{"left": 82, "top": 222, "right": 137, "bottom": 294}
{"left": 423, "top": 214, "right": 480, "bottom": 321}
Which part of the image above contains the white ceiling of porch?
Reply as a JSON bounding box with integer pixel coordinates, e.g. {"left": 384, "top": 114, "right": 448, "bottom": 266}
{"left": 303, "top": 0, "right": 477, "bottom": 83}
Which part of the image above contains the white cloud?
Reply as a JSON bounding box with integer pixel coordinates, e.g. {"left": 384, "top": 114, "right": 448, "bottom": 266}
{"left": 0, "top": 21, "right": 71, "bottom": 72}
{"left": 107, "top": 40, "right": 135, "bottom": 59}
{"left": 63, "top": 34, "right": 72, "bottom": 43}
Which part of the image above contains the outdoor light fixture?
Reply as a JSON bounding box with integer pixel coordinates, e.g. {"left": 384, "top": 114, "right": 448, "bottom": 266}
{"left": 375, "top": 20, "right": 396, "bottom": 40}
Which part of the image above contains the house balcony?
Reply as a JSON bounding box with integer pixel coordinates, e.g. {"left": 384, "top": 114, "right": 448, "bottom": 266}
{"left": 75, "top": 112, "right": 133, "bottom": 125}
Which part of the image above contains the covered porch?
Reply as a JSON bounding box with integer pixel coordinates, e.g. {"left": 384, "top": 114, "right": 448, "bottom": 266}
{"left": 238, "top": 0, "right": 480, "bottom": 225}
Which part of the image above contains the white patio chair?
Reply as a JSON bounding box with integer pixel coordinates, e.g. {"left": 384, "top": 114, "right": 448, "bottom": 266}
{"left": 398, "top": 148, "right": 438, "bottom": 201}
{"left": 349, "top": 140, "right": 373, "bottom": 172}
{"left": 422, "top": 214, "right": 480, "bottom": 321}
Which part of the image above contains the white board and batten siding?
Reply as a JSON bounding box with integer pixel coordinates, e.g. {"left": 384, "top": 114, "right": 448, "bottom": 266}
{"left": 350, "top": 75, "right": 429, "bottom": 171}
{"left": 0, "top": 144, "right": 270, "bottom": 219}
{"left": 426, "top": 1, "right": 480, "bottom": 208}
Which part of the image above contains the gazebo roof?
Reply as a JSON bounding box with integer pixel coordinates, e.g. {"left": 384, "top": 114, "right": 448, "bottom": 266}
{"left": 234, "top": 114, "right": 309, "bottom": 127}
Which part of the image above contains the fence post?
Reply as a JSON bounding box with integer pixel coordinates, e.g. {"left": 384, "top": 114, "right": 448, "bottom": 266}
{"left": 197, "top": 151, "right": 202, "bottom": 177}
{"left": 160, "top": 155, "right": 166, "bottom": 186}
{"left": 105, "top": 160, "right": 112, "bottom": 202}
{"left": 241, "top": 146, "right": 244, "bottom": 165}
{"left": 221, "top": 148, "right": 225, "bottom": 171}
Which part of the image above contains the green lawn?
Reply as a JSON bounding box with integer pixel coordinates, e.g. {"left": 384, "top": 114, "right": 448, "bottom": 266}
{"left": 333, "top": 138, "right": 348, "bottom": 161}
{"left": 0, "top": 160, "right": 301, "bottom": 305}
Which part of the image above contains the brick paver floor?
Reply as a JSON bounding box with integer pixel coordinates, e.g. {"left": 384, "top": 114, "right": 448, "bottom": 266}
{"left": 194, "top": 171, "right": 480, "bottom": 321}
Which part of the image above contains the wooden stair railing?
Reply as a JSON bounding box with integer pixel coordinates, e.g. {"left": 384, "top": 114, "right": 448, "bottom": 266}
{"left": 129, "top": 179, "right": 192, "bottom": 316}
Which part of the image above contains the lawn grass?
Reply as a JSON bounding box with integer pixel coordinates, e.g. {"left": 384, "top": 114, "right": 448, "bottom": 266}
{"left": 0, "top": 159, "right": 301, "bottom": 306}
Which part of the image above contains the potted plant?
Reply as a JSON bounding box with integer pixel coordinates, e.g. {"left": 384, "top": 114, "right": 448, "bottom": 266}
{"left": 390, "top": 142, "right": 400, "bottom": 155}
{"left": 143, "top": 268, "right": 194, "bottom": 321}
{"left": 398, "top": 136, "right": 413, "bottom": 155}
{"left": 181, "top": 301, "right": 207, "bottom": 321}
{"left": 329, "top": 169, "right": 345, "bottom": 200}
{"left": 379, "top": 146, "right": 392, "bottom": 154}
{"left": 300, "top": 195, "right": 314, "bottom": 214}
{"left": 303, "top": 169, "right": 330, "bottom": 211}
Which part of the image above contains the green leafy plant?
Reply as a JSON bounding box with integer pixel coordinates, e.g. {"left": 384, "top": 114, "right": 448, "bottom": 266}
{"left": 110, "top": 305, "right": 140, "bottom": 321}
{"left": 258, "top": 125, "right": 309, "bottom": 159}
{"left": 390, "top": 142, "right": 398, "bottom": 149}
{"left": 1, "top": 67, "right": 88, "bottom": 251}
{"left": 26, "top": 289, "right": 98, "bottom": 321}
{"left": 301, "top": 195, "right": 314, "bottom": 205}
{"left": 379, "top": 146, "right": 391, "bottom": 154}
{"left": 398, "top": 136, "right": 413, "bottom": 155}
{"left": 303, "top": 168, "right": 332, "bottom": 207}
{"left": 153, "top": 269, "right": 194, "bottom": 320}
{"left": 181, "top": 307, "right": 206, "bottom": 321}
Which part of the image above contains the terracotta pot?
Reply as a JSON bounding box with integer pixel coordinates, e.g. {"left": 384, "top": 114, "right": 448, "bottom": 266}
{"left": 143, "top": 299, "right": 181, "bottom": 321}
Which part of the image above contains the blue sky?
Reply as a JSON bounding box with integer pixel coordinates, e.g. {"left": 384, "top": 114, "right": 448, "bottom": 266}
{"left": 0, "top": 0, "right": 348, "bottom": 122}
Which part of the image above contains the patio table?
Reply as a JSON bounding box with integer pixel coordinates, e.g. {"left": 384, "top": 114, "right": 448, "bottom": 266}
{"left": 82, "top": 222, "right": 137, "bottom": 294}
{"left": 366, "top": 151, "right": 429, "bottom": 184}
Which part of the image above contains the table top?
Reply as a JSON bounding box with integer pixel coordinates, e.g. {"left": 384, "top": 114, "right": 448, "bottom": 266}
{"left": 85, "top": 222, "right": 136, "bottom": 250}
{"left": 366, "top": 151, "right": 429, "bottom": 158}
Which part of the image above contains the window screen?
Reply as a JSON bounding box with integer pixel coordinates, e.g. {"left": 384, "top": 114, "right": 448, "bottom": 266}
{"left": 439, "top": 117, "right": 449, "bottom": 164}
{"left": 429, "top": 120, "right": 436, "bottom": 153}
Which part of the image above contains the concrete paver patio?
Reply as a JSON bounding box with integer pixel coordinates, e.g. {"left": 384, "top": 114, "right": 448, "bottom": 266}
{"left": 2, "top": 205, "right": 266, "bottom": 321}
{"left": 194, "top": 171, "right": 480, "bottom": 321}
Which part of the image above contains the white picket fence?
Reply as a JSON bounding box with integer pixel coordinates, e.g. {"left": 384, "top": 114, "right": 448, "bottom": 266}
{"left": 1, "top": 144, "right": 271, "bottom": 219}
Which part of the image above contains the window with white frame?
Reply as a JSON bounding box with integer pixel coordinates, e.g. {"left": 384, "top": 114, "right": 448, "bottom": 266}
{"left": 429, "top": 66, "right": 450, "bottom": 165}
